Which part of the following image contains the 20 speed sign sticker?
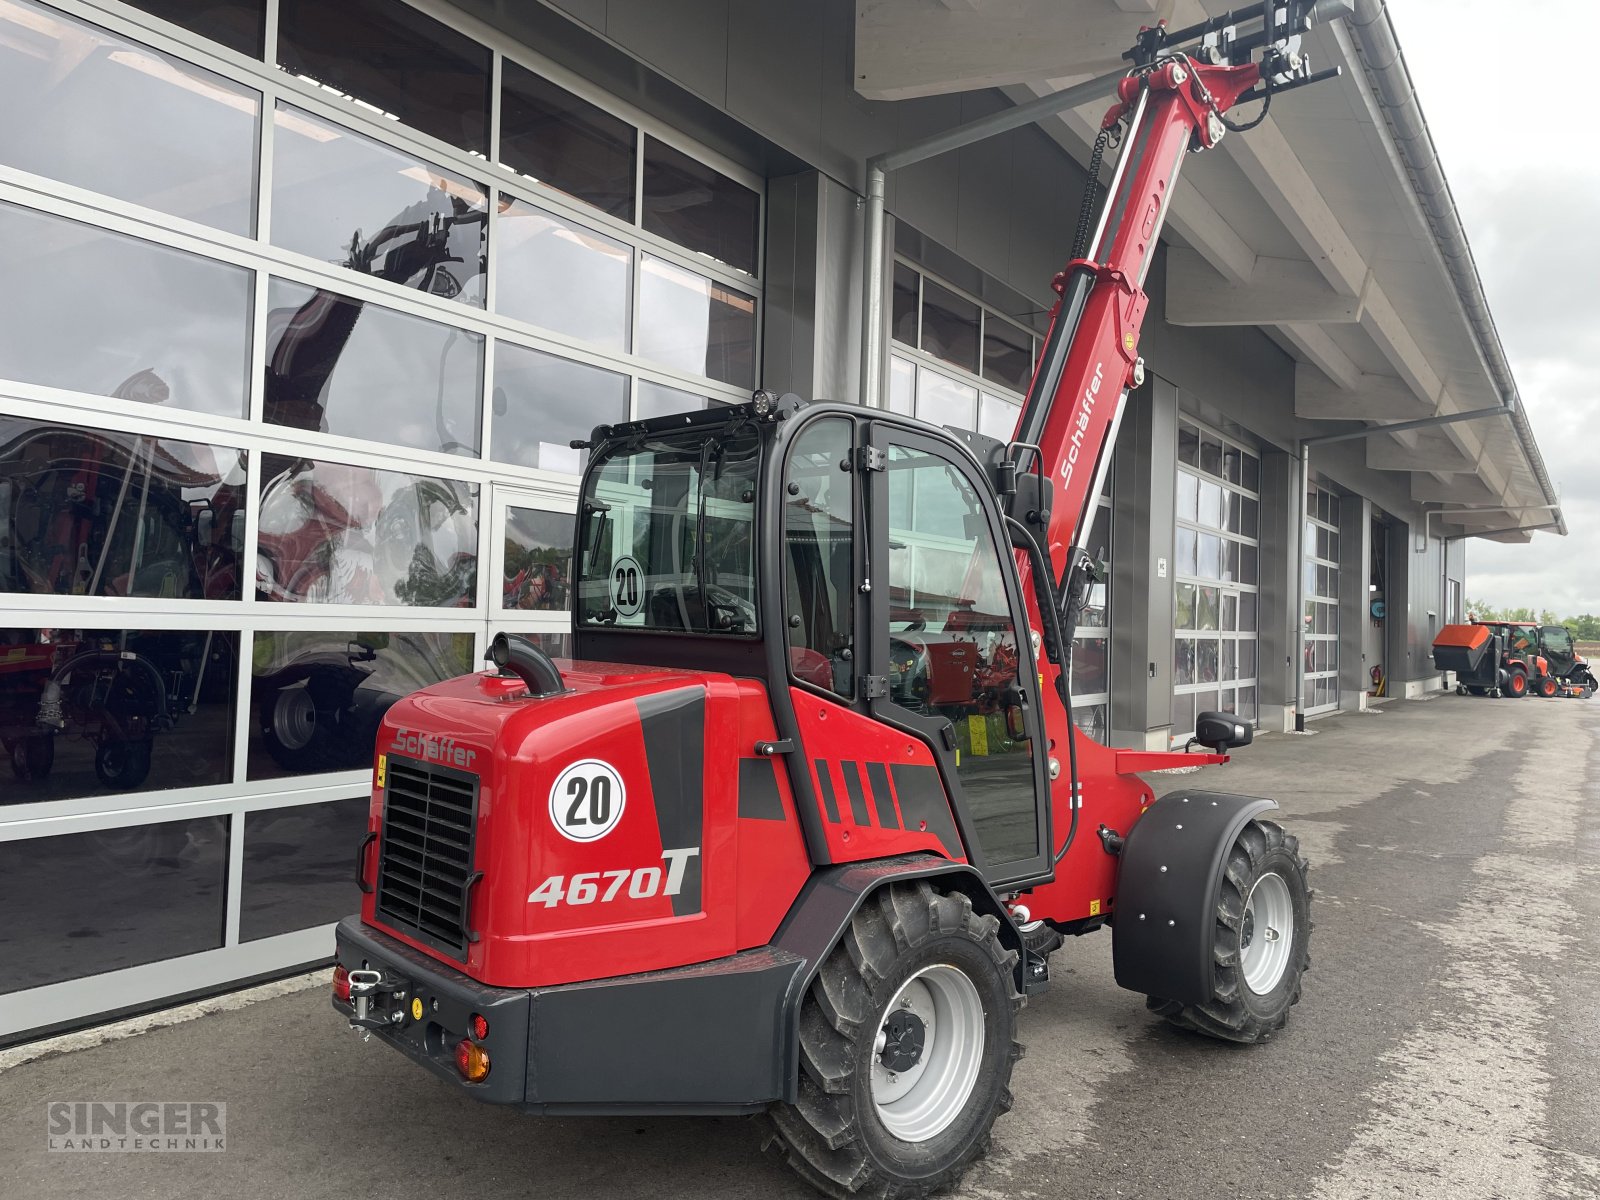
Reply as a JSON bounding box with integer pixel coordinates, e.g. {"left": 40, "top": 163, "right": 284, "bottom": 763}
{"left": 549, "top": 759, "right": 626, "bottom": 841}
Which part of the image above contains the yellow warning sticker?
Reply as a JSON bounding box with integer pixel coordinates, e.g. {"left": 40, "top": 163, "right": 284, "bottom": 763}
{"left": 1089, "top": 899, "right": 1102, "bottom": 916}
{"left": 967, "top": 714, "right": 989, "bottom": 757}
{"left": 376, "top": 754, "right": 386, "bottom": 788}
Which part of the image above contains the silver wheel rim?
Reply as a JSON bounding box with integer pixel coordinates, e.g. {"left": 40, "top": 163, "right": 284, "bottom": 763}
{"left": 870, "top": 964, "right": 985, "bottom": 1143}
{"left": 273, "top": 689, "right": 317, "bottom": 750}
{"left": 1241, "top": 872, "right": 1294, "bottom": 995}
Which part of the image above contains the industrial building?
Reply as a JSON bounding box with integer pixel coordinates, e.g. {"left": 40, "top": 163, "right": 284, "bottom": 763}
{"left": 0, "top": 0, "right": 1559, "bottom": 1041}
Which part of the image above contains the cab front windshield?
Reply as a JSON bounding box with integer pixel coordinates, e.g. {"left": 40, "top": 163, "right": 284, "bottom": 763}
{"left": 577, "top": 423, "right": 760, "bottom": 636}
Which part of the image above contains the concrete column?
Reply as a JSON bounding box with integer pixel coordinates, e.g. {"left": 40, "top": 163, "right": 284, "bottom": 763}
{"left": 761, "top": 171, "right": 863, "bottom": 403}
{"left": 1338, "top": 495, "right": 1372, "bottom": 710}
{"left": 1256, "top": 449, "right": 1299, "bottom": 733}
{"left": 1109, "top": 376, "right": 1177, "bottom": 750}
{"left": 1386, "top": 518, "right": 1416, "bottom": 693}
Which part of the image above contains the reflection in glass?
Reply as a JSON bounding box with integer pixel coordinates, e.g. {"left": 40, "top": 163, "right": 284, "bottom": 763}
{"left": 1071, "top": 637, "right": 1108, "bottom": 695}
{"left": 1171, "top": 690, "right": 1195, "bottom": 740}
{"left": 1174, "top": 637, "right": 1195, "bottom": 685}
{"left": 277, "top": 0, "right": 491, "bottom": 154}
{"left": 272, "top": 104, "right": 487, "bottom": 305}
{"left": 636, "top": 380, "right": 708, "bottom": 421}
{"left": 1197, "top": 637, "right": 1219, "bottom": 683}
{"left": 636, "top": 256, "right": 756, "bottom": 387}
{"left": 496, "top": 200, "right": 631, "bottom": 349}
{"left": 492, "top": 342, "right": 627, "bottom": 474}
{"left": 892, "top": 263, "right": 919, "bottom": 346}
{"left": 1175, "top": 583, "right": 1196, "bottom": 629}
{"left": 1178, "top": 422, "right": 1199, "bottom": 467}
{"left": 500, "top": 61, "right": 635, "bottom": 220}
{"left": 0, "top": 1, "right": 259, "bottom": 233}
{"left": 121, "top": 0, "right": 266, "bottom": 57}
{"left": 0, "top": 627, "right": 238, "bottom": 804}
{"left": 979, "top": 393, "right": 1020, "bottom": 443}
{"left": 920, "top": 280, "right": 979, "bottom": 373}
{"left": 1175, "top": 527, "right": 1197, "bottom": 576}
{"left": 255, "top": 455, "right": 478, "bottom": 607}
{"left": 642, "top": 136, "right": 760, "bottom": 275}
{"left": 0, "top": 201, "right": 252, "bottom": 415}
{"left": 1199, "top": 434, "right": 1223, "bottom": 476}
{"left": 248, "top": 630, "right": 473, "bottom": 778}
{"left": 916, "top": 370, "right": 976, "bottom": 430}
{"left": 1177, "top": 471, "right": 1199, "bottom": 522}
{"left": 888, "top": 356, "right": 915, "bottom": 415}
{"left": 784, "top": 419, "right": 855, "bottom": 698}
{"left": 0, "top": 816, "right": 227, "bottom": 994}
{"left": 982, "top": 318, "right": 1034, "bottom": 393}
{"left": 1198, "top": 587, "right": 1220, "bottom": 631}
{"left": 241, "top": 796, "right": 368, "bottom": 941}
{"left": 263, "top": 279, "right": 484, "bottom": 456}
{"left": 0, "top": 418, "right": 247, "bottom": 600}
{"left": 502, "top": 506, "right": 572, "bottom": 612}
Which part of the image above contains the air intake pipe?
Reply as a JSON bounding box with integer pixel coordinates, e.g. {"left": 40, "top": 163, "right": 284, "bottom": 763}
{"left": 489, "top": 633, "right": 566, "bottom": 697}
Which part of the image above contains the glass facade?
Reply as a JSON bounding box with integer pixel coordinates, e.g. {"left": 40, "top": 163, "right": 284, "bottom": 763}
{"left": 0, "top": 0, "right": 762, "bottom": 1042}
{"left": 1173, "top": 418, "right": 1261, "bottom": 743}
{"left": 1303, "top": 482, "right": 1341, "bottom": 715}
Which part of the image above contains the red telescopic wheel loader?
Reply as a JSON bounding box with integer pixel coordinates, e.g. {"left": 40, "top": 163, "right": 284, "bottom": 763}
{"left": 333, "top": 5, "right": 1339, "bottom": 1195}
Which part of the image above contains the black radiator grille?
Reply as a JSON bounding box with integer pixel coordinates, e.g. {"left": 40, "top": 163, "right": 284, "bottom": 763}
{"left": 375, "top": 756, "right": 481, "bottom": 958}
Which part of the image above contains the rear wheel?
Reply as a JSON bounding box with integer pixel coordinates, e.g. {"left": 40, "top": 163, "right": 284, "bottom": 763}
{"left": 765, "top": 881, "right": 1022, "bottom": 1199}
{"left": 1148, "top": 819, "right": 1311, "bottom": 1043}
{"left": 1505, "top": 669, "right": 1529, "bottom": 698}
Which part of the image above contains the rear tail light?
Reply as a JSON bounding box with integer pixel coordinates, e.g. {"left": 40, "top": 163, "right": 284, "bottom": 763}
{"left": 454, "top": 1039, "right": 491, "bottom": 1082}
{"left": 470, "top": 1013, "right": 489, "bottom": 1040}
{"left": 332, "top": 964, "right": 351, "bottom": 1004}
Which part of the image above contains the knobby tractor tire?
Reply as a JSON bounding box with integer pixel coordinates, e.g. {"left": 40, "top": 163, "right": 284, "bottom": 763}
{"left": 765, "top": 881, "right": 1023, "bottom": 1199}
{"left": 1147, "top": 819, "right": 1312, "bottom": 1044}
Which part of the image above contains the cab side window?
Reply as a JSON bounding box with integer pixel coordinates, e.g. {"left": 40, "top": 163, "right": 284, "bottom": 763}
{"left": 783, "top": 419, "right": 854, "bottom": 697}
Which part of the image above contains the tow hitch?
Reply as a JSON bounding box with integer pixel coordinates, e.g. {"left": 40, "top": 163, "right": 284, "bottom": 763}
{"left": 346, "top": 968, "right": 408, "bottom": 1033}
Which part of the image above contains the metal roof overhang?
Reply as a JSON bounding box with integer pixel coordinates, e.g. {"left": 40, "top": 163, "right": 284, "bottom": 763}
{"left": 854, "top": 0, "right": 1563, "bottom": 544}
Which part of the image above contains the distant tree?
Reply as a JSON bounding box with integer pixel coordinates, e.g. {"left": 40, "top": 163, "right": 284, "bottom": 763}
{"left": 1567, "top": 614, "right": 1600, "bottom": 641}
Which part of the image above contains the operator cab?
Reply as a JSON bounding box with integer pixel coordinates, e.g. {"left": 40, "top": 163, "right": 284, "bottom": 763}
{"left": 572, "top": 395, "right": 1057, "bottom": 887}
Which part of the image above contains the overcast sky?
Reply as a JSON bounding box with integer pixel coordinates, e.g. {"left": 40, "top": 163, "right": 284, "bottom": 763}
{"left": 1382, "top": 0, "right": 1597, "bottom": 615}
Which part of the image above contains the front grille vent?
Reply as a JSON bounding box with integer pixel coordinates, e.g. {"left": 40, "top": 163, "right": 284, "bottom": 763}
{"left": 375, "top": 756, "right": 481, "bottom": 958}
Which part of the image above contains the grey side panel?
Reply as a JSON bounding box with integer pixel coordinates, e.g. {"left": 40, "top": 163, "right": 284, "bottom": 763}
{"left": 738, "top": 757, "right": 787, "bottom": 821}
{"left": 1112, "top": 791, "right": 1278, "bottom": 1004}
{"left": 636, "top": 687, "right": 706, "bottom": 915}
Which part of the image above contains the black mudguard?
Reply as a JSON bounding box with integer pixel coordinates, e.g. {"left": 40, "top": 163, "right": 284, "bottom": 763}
{"left": 1111, "top": 791, "right": 1278, "bottom": 1004}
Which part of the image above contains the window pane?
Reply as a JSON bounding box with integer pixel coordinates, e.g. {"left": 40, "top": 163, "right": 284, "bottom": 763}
{"left": 1222, "top": 443, "right": 1242, "bottom": 484}
{"left": 1175, "top": 527, "right": 1197, "bottom": 576}
{"left": 892, "top": 263, "right": 919, "bottom": 346}
{"left": 978, "top": 393, "right": 1020, "bottom": 443}
{"left": 0, "top": 1, "right": 259, "bottom": 233}
{"left": 888, "top": 355, "right": 915, "bottom": 415}
{"left": 271, "top": 104, "right": 488, "bottom": 305}
{"left": 1242, "top": 496, "right": 1259, "bottom": 539}
{"left": 0, "top": 816, "right": 227, "bottom": 994}
{"left": 500, "top": 60, "right": 635, "bottom": 220}
{"left": 255, "top": 456, "right": 478, "bottom": 606}
{"left": 1198, "top": 533, "right": 1221, "bottom": 579}
{"left": 1223, "top": 540, "right": 1239, "bottom": 583}
{"left": 0, "top": 418, "right": 248, "bottom": 601}
{"left": 496, "top": 200, "right": 631, "bottom": 350}
{"left": 122, "top": 0, "right": 265, "bottom": 57}
{"left": 1242, "top": 452, "right": 1260, "bottom": 493}
{"left": 0, "top": 201, "right": 251, "bottom": 415}
{"left": 1221, "top": 638, "right": 1236, "bottom": 681}
{"left": 636, "top": 255, "right": 756, "bottom": 387}
{"left": 241, "top": 796, "right": 369, "bottom": 941}
{"left": 1178, "top": 422, "right": 1199, "bottom": 467}
{"left": 1240, "top": 544, "right": 1258, "bottom": 586}
{"left": 1071, "top": 637, "right": 1108, "bottom": 696}
{"left": 1238, "top": 684, "right": 1257, "bottom": 719}
{"left": 636, "top": 380, "right": 707, "bottom": 420}
{"left": 1177, "top": 471, "right": 1198, "bottom": 522}
{"left": 1239, "top": 639, "right": 1257, "bottom": 680}
{"left": 0, "top": 626, "right": 238, "bottom": 804}
{"left": 1197, "top": 637, "right": 1219, "bottom": 684}
{"left": 264, "top": 279, "right": 484, "bottom": 456}
{"left": 1170, "top": 690, "right": 1195, "bottom": 738}
{"left": 1175, "top": 582, "right": 1196, "bottom": 630}
{"left": 1174, "top": 636, "right": 1195, "bottom": 685}
{"left": 277, "top": 0, "right": 490, "bottom": 154}
{"left": 1240, "top": 590, "right": 1258, "bottom": 631}
{"left": 492, "top": 342, "right": 627, "bottom": 474}
{"left": 1222, "top": 592, "right": 1238, "bottom": 631}
{"left": 1199, "top": 433, "right": 1223, "bottom": 477}
{"left": 1198, "top": 480, "right": 1222, "bottom": 529}
{"left": 247, "top": 630, "right": 474, "bottom": 778}
{"left": 982, "top": 317, "right": 1034, "bottom": 393}
{"left": 920, "top": 280, "right": 979, "bottom": 372}
{"left": 916, "top": 370, "right": 977, "bottom": 430}
{"left": 503, "top": 506, "right": 572, "bottom": 612}
{"left": 1198, "top": 587, "right": 1220, "bottom": 631}
{"left": 784, "top": 419, "right": 854, "bottom": 697}
{"left": 642, "top": 136, "right": 759, "bottom": 275}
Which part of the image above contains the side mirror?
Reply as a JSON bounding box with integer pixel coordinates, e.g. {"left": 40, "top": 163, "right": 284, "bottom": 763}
{"left": 1193, "top": 711, "right": 1253, "bottom": 752}
{"left": 1003, "top": 702, "right": 1029, "bottom": 743}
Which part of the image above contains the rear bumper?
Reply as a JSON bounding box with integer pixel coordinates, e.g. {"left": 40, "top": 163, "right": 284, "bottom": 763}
{"left": 332, "top": 916, "right": 804, "bottom": 1114}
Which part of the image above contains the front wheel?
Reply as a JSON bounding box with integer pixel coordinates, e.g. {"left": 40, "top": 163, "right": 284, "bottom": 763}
{"left": 1537, "top": 675, "right": 1559, "bottom": 698}
{"left": 1148, "top": 819, "right": 1311, "bottom": 1043}
{"left": 765, "top": 881, "right": 1022, "bottom": 1199}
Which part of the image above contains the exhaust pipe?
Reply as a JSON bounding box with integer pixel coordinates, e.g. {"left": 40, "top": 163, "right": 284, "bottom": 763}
{"left": 488, "top": 633, "right": 566, "bottom": 697}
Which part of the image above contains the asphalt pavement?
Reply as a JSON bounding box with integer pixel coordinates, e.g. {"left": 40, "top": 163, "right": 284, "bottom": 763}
{"left": 2, "top": 690, "right": 1597, "bottom": 1199}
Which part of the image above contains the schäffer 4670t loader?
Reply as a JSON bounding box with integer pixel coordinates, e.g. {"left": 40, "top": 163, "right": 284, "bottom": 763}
{"left": 333, "top": 4, "right": 1336, "bottom": 1195}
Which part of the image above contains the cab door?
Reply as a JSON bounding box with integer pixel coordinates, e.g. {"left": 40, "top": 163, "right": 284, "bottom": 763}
{"left": 866, "top": 422, "right": 1051, "bottom": 888}
{"left": 1540, "top": 625, "right": 1576, "bottom": 676}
